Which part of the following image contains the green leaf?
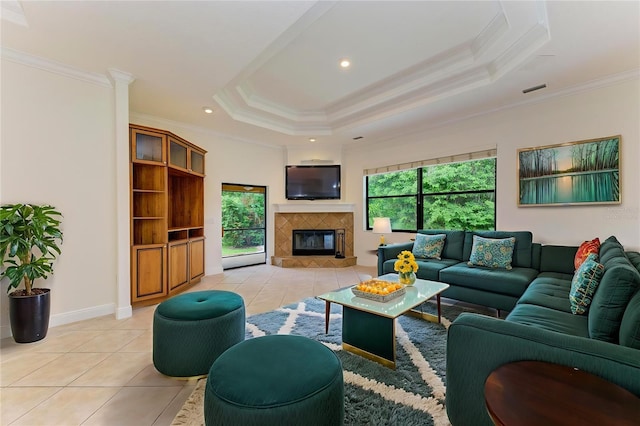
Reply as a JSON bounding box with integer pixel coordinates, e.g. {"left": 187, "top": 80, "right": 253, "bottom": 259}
{"left": 0, "top": 203, "right": 63, "bottom": 294}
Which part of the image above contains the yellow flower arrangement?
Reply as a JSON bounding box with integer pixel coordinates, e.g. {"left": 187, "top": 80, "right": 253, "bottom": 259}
{"left": 394, "top": 250, "right": 418, "bottom": 274}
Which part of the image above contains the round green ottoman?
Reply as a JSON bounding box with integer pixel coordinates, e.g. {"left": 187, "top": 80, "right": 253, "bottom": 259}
{"left": 205, "top": 335, "right": 344, "bottom": 425}
{"left": 153, "top": 290, "right": 245, "bottom": 377}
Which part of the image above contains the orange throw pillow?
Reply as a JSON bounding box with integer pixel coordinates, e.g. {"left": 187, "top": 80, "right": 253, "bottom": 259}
{"left": 574, "top": 238, "right": 601, "bottom": 270}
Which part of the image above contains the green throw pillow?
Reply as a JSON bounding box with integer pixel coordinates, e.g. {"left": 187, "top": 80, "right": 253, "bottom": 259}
{"left": 570, "top": 253, "right": 605, "bottom": 315}
{"left": 412, "top": 233, "right": 446, "bottom": 260}
{"left": 467, "top": 236, "right": 516, "bottom": 270}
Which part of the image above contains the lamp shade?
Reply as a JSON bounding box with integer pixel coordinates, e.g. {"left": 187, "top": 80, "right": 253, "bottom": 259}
{"left": 372, "top": 217, "right": 392, "bottom": 234}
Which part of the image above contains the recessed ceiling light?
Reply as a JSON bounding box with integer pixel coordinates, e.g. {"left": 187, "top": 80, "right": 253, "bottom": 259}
{"left": 309, "top": 138, "right": 316, "bottom": 142}
{"left": 203, "top": 107, "right": 214, "bottom": 114}
{"left": 339, "top": 58, "right": 351, "bottom": 69}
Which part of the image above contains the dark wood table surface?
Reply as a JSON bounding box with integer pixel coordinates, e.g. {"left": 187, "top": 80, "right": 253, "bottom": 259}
{"left": 484, "top": 360, "right": 640, "bottom": 426}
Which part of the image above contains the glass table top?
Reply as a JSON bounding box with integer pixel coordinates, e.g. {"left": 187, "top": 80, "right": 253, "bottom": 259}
{"left": 317, "top": 273, "right": 449, "bottom": 319}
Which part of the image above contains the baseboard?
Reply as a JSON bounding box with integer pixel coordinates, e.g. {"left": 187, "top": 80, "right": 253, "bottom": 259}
{"left": 1, "top": 325, "right": 12, "bottom": 340}
{"left": 49, "top": 303, "right": 116, "bottom": 328}
{"left": 116, "top": 305, "right": 132, "bottom": 320}
{"left": 1, "top": 303, "right": 117, "bottom": 340}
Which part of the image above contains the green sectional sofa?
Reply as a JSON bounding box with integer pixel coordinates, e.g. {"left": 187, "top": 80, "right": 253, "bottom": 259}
{"left": 446, "top": 236, "right": 640, "bottom": 425}
{"left": 378, "top": 232, "right": 640, "bottom": 425}
{"left": 378, "top": 230, "right": 540, "bottom": 312}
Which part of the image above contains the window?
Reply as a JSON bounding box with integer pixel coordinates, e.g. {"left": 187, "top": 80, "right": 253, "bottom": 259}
{"left": 366, "top": 157, "right": 496, "bottom": 231}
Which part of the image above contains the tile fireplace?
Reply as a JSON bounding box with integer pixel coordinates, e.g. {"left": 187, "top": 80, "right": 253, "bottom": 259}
{"left": 272, "top": 211, "right": 356, "bottom": 268}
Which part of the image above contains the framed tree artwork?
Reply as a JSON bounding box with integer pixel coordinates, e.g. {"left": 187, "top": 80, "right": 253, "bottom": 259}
{"left": 518, "top": 135, "right": 621, "bottom": 206}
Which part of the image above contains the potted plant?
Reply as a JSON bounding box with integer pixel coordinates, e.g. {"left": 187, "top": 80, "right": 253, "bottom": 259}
{"left": 0, "top": 204, "right": 63, "bottom": 343}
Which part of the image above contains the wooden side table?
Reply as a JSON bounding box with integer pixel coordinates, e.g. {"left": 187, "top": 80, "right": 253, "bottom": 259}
{"left": 484, "top": 361, "right": 640, "bottom": 426}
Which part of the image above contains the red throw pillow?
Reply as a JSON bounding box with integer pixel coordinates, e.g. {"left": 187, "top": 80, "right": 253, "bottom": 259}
{"left": 574, "top": 238, "right": 601, "bottom": 270}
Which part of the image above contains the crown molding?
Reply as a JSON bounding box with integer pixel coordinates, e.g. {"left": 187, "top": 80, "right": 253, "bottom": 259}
{"left": 488, "top": 21, "right": 550, "bottom": 81}
{"left": 1, "top": 47, "right": 112, "bottom": 88}
{"left": 214, "top": 90, "right": 333, "bottom": 135}
{"left": 1, "top": 0, "right": 28, "bottom": 27}
{"left": 129, "top": 111, "right": 286, "bottom": 151}
{"left": 144, "top": 69, "right": 639, "bottom": 151}
{"left": 470, "top": 9, "right": 509, "bottom": 58}
{"left": 238, "top": 83, "right": 327, "bottom": 122}
{"left": 214, "top": 1, "right": 552, "bottom": 136}
{"left": 108, "top": 68, "right": 135, "bottom": 85}
{"left": 225, "top": 1, "right": 338, "bottom": 87}
{"left": 347, "top": 68, "right": 640, "bottom": 150}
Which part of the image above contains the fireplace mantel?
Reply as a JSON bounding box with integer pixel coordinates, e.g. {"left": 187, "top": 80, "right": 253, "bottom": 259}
{"left": 273, "top": 203, "right": 355, "bottom": 213}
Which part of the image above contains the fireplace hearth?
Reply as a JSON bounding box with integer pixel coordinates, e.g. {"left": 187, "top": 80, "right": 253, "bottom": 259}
{"left": 292, "top": 229, "right": 335, "bottom": 256}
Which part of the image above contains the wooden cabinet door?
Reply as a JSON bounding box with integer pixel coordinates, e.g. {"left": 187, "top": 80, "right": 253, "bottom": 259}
{"left": 168, "top": 138, "right": 189, "bottom": 172}
{"left": 131, "top": 245, "right": 166, "bottom": 302}
{"left": 189, "top": 237, "right": 205, "bottom": 281}
{"left": 169, "top": 138, "right": 205, "bottom": 177}
{"left": 168, "top": 240, "right": 189, "bottom": 291}
{"left": 131, "top": 128, "right": 166, "bottom": 165}
{"left": 189, "top": 149, "right": 205, "bottom": 176}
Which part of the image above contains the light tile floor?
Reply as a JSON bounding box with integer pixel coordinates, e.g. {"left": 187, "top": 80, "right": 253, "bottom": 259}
{"left": 1, "top": 264, "right": 377, "bottom": 426}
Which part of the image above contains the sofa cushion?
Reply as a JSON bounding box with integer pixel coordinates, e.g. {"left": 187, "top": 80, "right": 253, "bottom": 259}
{"left": 468, "top": 236, "right": 516, "bottom": 270}
{"left": 517, "top": 279, "right": 572, "bottom": 313}
{"left": 569, "top": 253, "right": 605, "bottom": 315}
{"left": 588, "top": 236, "right": 640, "bottom": 343}
{"left": 536, "top": 271, "right": 575, "bottom": 281}
{"left": 417, "top": 229, "right": 465, "bottom": 261}
{"left": 625, "top": 251, "right": 640, "bottom": 273}
{"left": 382, "top": 258, "right": 457, "bottom": 280}
{"left": 506, "top": 303, "right": 590, "bottom": 338}
{"left": 463, "top": 231, "right": 534, "bottom": 268}
{"left": 599, "top": 236, "right": 630, "bottom": 265}
{"left": 439, "top": 262, "right": 538, "bottom": 298}
{"left": 414, "top": 258, "right": 459, "bottom": 281}
{"left": 531, "top": 243, "right": 542, "bottom": 270}
{"left": 540, "top": 245, "right": 579, "bottom": 275}
{"left": 381, "top": 259, "right": 396, "bottom": 275}
{"left": 575, "top": 237, "right": 601, "bottom": 270}
{"left": 412, "top": 233, "right": 446, "bottom": 260}
{"left": 619, "top": 290, "right": 640, "bottom": 349}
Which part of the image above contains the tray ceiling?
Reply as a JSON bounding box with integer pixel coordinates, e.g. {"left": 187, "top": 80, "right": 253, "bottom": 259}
{"left": 1, "top": 1, "right": 639, "bottom": 146}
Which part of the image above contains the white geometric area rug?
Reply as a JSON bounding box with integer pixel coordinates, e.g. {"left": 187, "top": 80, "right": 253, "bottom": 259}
{"left": 172, "top": 297, "right": 480, "bottom": 426}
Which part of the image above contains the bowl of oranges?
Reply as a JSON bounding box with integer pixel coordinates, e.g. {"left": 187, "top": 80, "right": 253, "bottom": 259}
{"left": 351, "top": 279, "right": 406, "bottom": 302}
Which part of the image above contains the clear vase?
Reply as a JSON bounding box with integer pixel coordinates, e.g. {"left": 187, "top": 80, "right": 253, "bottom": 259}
{"left": 398, "top": 271, "right": 416, "bottom": 285}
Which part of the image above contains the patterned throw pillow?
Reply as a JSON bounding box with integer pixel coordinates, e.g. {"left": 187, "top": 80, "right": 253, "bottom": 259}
{"left": 574, "top": 238, "right": 600, "bottom": 270}
{"left": 468, "top": 236, "right": 516, "bottom": 270}
{"left": 570, "top": 253, "right": 605, "bottom": 315}
{"left": 412, "top": 234, "right": 446, "bottom": 260}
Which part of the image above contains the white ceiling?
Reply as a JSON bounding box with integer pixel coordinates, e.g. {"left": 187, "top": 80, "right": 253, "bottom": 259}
{"left": 2, "top": 1, "right": 639, "bottom": 147}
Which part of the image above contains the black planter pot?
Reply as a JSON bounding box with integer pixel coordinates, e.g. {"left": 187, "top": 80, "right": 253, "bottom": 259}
{"left": 9, "top": 288, "right": 51, "bottom": 343}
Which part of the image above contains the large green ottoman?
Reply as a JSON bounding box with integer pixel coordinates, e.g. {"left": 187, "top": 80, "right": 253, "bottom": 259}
{"left": 153, "top": 290, "right": 245, "bottom": 377}
{"left": 205, "top": 335, "right": 344, "bottom": 425}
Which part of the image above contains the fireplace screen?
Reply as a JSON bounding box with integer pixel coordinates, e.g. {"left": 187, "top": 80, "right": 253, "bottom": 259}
{"left": 292, "top": 230, "right": 335, "bottom": 256}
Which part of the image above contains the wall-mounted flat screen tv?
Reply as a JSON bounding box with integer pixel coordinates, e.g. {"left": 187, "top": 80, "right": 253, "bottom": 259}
{"left": 285, "top": 165, "right": 341, "bottom": 200}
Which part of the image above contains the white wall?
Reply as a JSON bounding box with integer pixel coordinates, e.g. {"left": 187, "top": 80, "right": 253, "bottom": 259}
{"left": 285, "top": 144, "right": 342, "bottom": 165}
{"left": 344, "top": 78, "right": 640, "bottom": 266}
{"left": 1, "top": 60, "right": 117, "bottom": 338}
{"left": 2, "top": 55, "right": 637, "bottom": 336}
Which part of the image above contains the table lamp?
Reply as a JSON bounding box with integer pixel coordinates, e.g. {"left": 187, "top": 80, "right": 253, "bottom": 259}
{"left": 373, "top": 217, "right": 392, "bottom": 246}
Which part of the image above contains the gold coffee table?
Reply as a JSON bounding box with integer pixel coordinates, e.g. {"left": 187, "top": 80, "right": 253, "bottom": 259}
{"left": 317, "top": 273, "right": 449, "bottom": 368}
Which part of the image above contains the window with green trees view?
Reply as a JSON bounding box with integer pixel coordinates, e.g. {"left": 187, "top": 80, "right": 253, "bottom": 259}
{"left": 366, "top": 158, "right": 496, "bottom": 231}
